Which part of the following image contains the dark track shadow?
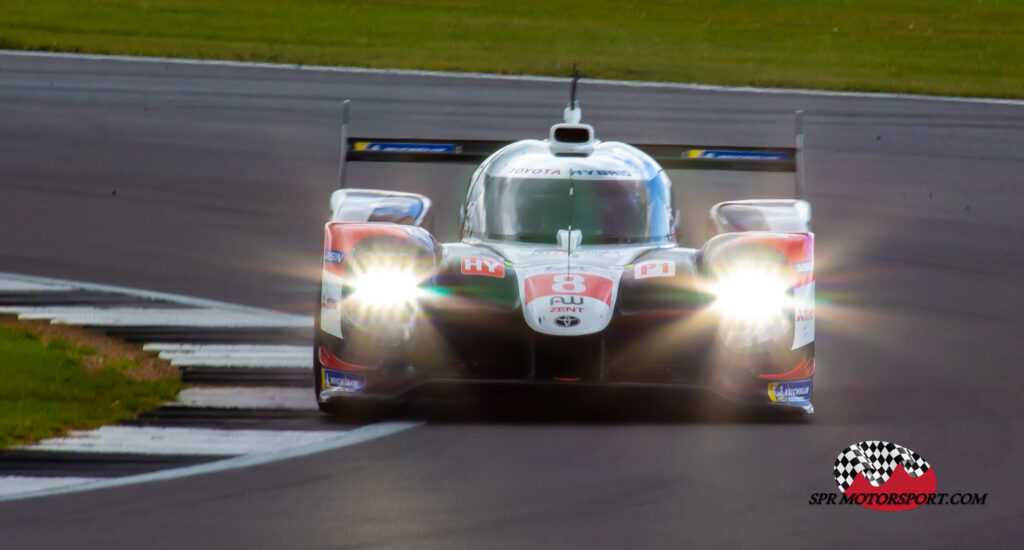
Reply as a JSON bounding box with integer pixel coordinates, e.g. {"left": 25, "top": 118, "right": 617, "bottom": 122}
{"left": 321, "top": 385, "right": 810, "bottom": 426}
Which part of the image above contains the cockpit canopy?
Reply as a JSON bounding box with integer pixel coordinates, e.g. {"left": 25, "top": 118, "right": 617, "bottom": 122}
{"left": 461, "top": 142, "right": 674, "bottom": 245}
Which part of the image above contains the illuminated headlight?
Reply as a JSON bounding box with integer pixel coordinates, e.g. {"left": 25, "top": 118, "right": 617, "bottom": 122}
{"left": 339, "top": 252, "right": 432, "bottom": 330}
{"left": 710, "top": 263, "right": 792, "bottom": 348}
{"left": 348, "top": 268, "right": 423, "bottom": 310}
{"left": 712, "top": 267, "right": 791, "bottom": 322}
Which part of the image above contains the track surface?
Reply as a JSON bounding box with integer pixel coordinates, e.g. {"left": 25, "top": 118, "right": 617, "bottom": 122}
{"left": 1, "top": 53, "right": 1023, "bottom": 548}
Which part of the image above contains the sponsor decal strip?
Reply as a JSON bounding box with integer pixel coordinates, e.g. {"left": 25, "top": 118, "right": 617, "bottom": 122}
{"left": 634, "top": 260, "right": 675, "bottom": 279}
{"left": 322, "top": 369, "right": 366, "bottom": 393}
{"left": 767, "top": 379, "right": 812, "bottom": 402}
{"left": 353, "top": 142, "right": 457, "bottom": 153}
{"left": 524, "top": 273, "right": 614, "bottom": 305}
{"left": 461, "top": 256, "right": 505, "bottom": 278}
{"left": 687, "top": 149, "right": 790, "bottom": 160}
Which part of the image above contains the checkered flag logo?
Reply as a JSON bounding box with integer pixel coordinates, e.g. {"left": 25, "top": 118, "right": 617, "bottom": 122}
{"left": 833, "top": 440, "right": 931, "bottom": 493}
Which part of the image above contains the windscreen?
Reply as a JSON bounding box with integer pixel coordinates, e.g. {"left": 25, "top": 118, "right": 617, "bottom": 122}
{"left": 467, "top": 176, "right": 672, "bottom": 244}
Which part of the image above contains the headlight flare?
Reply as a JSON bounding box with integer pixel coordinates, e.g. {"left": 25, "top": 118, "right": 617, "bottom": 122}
{"left": 708, "top": 263, "right": 794, "bottom": 348}
{"left": 341, "top": 256, "right": 433, "bottom": 325}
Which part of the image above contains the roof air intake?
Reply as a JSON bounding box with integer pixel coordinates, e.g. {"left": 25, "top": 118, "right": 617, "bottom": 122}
{"left": 553, "top": 126, "right": 591, "bottom": 143}
{"left": 548, "top": 123, "right": 595, "bottom": 156}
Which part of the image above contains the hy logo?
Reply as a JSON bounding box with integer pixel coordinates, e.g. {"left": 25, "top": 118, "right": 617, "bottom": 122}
{"left": 833, "top": 440, "right": 937, "bottom": 511}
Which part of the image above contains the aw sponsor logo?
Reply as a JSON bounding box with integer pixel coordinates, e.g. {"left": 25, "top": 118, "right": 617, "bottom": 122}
{"left": 549, "top": 295, "right": 583, "bottom": 314}
{"left": 809, "top": 441, "right": 986, "bottom": 510}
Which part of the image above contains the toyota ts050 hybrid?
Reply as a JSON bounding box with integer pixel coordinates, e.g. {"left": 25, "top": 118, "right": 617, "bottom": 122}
{"left": 314, "top": 83, "right": 816, "bottom": 416}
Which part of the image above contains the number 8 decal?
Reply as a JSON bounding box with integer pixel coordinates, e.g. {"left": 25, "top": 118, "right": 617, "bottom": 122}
{"left": 552, "top": 274, "right": 586, "bottom": 293}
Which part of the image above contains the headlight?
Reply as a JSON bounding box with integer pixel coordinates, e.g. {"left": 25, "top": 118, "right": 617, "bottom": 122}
{"left": 711, "top": 265, "right": 791, "bottom": 322}
{"left": 342, "top": 253, "right": 430, "bottom": 327}
{"left": 709, "top": 262, "right": 792, "bottom": 349}
{"left": 349, "top": 267, "right": 423, "bottom": 309}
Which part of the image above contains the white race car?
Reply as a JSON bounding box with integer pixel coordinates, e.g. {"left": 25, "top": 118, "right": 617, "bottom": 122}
{"left": 315, "top": 79, "right": 815, "bottom": 415}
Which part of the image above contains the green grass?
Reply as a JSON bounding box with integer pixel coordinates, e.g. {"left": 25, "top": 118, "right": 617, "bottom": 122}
{"left": 0, "top": 325, "right": 182, "bottom": 449}
{"left": 0, "top": 1, "right": 1022, "bottom": 98}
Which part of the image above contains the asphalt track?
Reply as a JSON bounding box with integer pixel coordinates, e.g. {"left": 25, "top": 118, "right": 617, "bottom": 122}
{"left": 1, "top": 52, "right": 1023, "bottom": 548}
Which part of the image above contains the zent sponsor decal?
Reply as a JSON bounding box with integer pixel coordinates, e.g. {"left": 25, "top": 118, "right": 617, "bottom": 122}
{"left": 461, "top": 257, "right": 505, "bottom": 278}
{"left": 634, "top": 261, "right": 675, "bottom": 279}
{"left": 324, "top": 249, "right": 345, "bottom": 265}
{"left": 322, "top": 369, "right": 366, "bottom": 393}
{"left": 767, "top": 379, "right": 811, "bottom": 402}
{"left": 549, "top": 295, "right": 583, "bottom": 313}
{"left": 524, "top": 273, "right": 614, "bottom": 305}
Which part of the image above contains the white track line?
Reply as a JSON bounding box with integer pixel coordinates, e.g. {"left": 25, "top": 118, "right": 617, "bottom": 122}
{"left": 166, "top": 358, "right": 309, "bottom": 368}
{"left": 0, "top": 272, "right": 309, "bottom": 319}
{"left": 0, "top": 421, "right": 421, "bottom": 502}
{"left": 3, "top": 49, "right": 1024, "bottom": 106}
{"left": 0, "top": 279, "right": 73, "bottom": 292}
{"left": 145, "top": 344, "right": 311, "bottom": 367}
{"left": 20, "top": 426, "right": 343, "bottom": 456}
{"left": 173, "top": 387, "right": 316, "bottom": 410}
{"left": 144, "top": 344, "right": 310, "bottom": 354}
{"left": 0, "top": 306, "right": 312, "bottom": 328}
{"left": 0, "top": 272, "right": 420, "bottom": 501}
{"left": 0, "top": 476, "right": 98, "bottom": 497}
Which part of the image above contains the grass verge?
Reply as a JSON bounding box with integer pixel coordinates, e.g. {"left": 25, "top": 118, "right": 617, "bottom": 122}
{"left": 0, "top": 1, "right": 1022, "bottom": 98}
{"left": 0, "top": 317, "right": 182, "bottom": 449}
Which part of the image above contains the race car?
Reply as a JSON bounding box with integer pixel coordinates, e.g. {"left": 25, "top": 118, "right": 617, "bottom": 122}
{"left": 314, "top": 82, "right": 815, "bottom": 416}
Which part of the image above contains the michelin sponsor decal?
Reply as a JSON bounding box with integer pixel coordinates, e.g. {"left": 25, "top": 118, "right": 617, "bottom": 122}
{"left": 686, "top": 149, "right": 790, "bottom": 161}
{"left": 767, "top": 379, "right": 811, "bottom": 403}
{"left": 354, "top": 142, "right": 457, "bottom": 154}
{"left": 322, "top": 369, "right": 366, "bottom": 392}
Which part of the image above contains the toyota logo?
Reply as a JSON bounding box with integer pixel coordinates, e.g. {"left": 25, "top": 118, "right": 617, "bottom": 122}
{"left": 554, "top": 315, "right": 580, "bottom": 327}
